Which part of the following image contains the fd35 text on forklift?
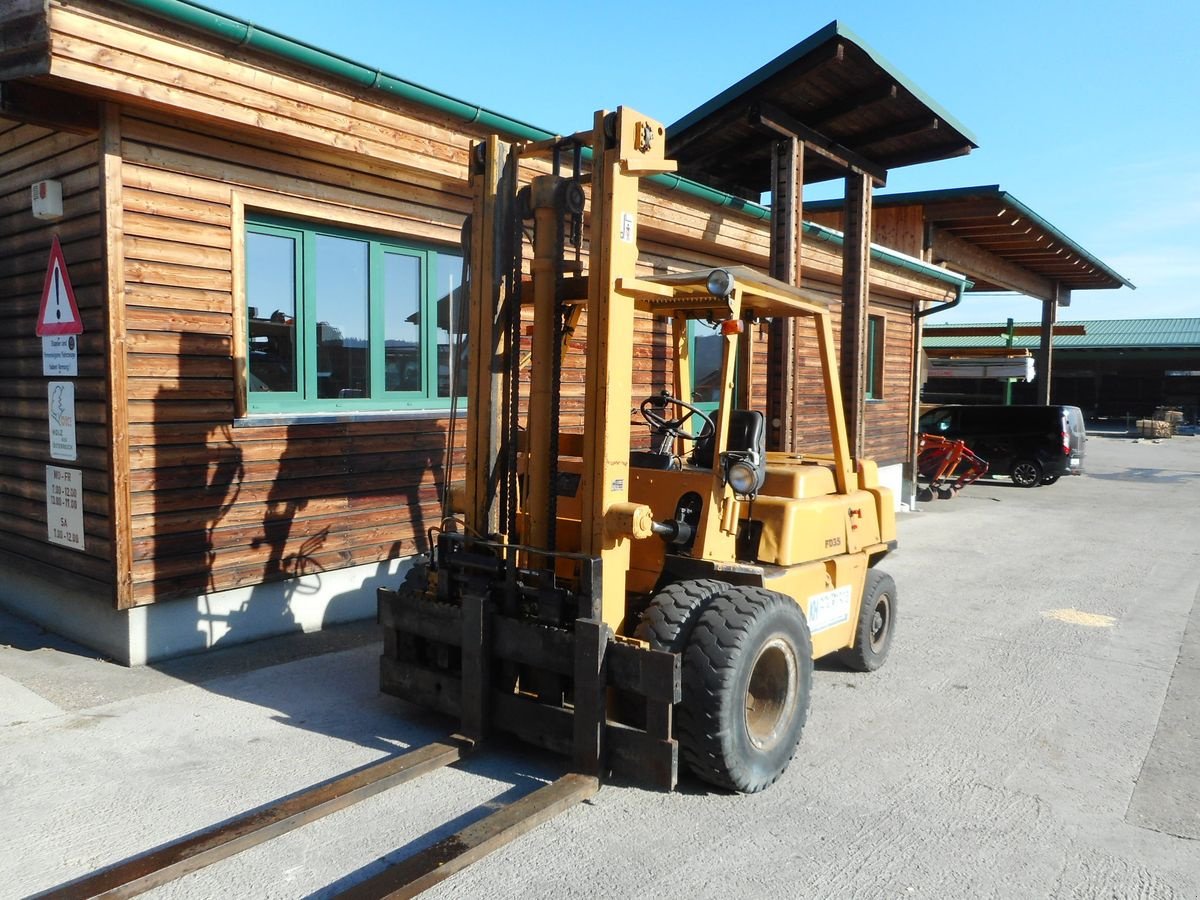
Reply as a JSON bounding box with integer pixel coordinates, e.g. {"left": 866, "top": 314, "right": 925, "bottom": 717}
{"left": 379, "top": 107, "right": 898, "bottom": 794}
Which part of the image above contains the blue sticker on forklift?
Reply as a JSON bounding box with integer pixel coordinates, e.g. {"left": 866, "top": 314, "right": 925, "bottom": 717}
{"left": 807, "top": 586, "right": 852, "bottom": 633}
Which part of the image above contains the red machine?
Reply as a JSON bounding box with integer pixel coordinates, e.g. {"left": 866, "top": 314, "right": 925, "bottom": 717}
{"left": 916, "top": 434, "right": 989, "bottom": 501}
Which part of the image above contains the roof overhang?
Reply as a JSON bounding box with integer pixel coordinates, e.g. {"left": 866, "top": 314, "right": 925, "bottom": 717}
{"left": 807, "top": 185, "right": 1134, "bottom": 294}
{"left": 666, "top": 21, "right": 978, "bottom": 194}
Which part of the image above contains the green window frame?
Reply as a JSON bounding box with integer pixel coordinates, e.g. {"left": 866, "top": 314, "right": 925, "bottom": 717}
{"left": 866, "top": 314, "right": 885, "bottom": 400}
{"left": 244, "top": 214, "right": 465, "bottom": 413}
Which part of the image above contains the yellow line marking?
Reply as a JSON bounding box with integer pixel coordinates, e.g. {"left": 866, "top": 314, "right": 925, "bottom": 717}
{"left": 1041, "top": 608, "right": 1117, "bottom": 628}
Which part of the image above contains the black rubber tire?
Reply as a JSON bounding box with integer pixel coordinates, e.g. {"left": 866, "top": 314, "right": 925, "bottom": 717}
{"left": 835, "top": 569, "right": 897, "bottom": 672}
{"left": 1010, "top": 458, "right": 1043, "bottom": 488}
{"left": 936, "top": 487, "right": 954, "bottom": 500}
{"left": 678, "top": 586, "right": 813, "bottom": 793}
{"left": 1041, "top": 474, "right": 1061, "bottom": 485}
{"left": 916, "top": 487, "right": 934, "bottom": 503}
{"left": 633, "top": 578, "right": 730, "bottom": 651}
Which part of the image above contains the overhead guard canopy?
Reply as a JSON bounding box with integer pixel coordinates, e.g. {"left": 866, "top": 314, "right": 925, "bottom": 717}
{"left": 667, "top": 21, "right": 978, "bottom": 194}
{"left": 617, "top": 266, "right": 834, "bottom": 320}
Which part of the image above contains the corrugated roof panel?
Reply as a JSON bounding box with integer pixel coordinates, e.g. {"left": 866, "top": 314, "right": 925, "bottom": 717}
{"left": 924, "top": 318, "right": 1200, "bottom": 350}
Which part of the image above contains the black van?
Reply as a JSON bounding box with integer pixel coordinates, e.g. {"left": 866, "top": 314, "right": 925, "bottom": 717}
{"left": 918, "top": 404, "right": 1086, "bottom": 487}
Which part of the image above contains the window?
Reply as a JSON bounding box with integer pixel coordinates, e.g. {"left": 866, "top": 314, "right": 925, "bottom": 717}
{"left": 866, "top": 314, "right": 885, "bottom": 400}
{"left": 244, "top": 215, "right": 464, "bottom": 412}
{"left": 689, "top": 319, "right": 724, "bottom": 413}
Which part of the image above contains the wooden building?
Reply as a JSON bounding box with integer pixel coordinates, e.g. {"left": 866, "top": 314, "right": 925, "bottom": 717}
{"left": 0, "top": 0, "right": 971, "bottom": 663}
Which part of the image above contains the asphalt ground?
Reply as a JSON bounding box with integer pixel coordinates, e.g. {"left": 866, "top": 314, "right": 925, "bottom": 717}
{"left": 2, "top": 433, "right": 1198, "bottom": 898}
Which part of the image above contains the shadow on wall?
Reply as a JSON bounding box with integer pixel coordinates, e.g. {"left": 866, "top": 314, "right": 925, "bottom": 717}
{"left": 142, "top": 330, "right": 449, "bottom": 748}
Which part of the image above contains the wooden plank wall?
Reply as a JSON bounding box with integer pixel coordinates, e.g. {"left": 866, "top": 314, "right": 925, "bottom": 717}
{"left": 0, "top": 116, "right": 113, "bottom": 591}
{"left": 118, "top": 107, "right": 472, "bottom": 606}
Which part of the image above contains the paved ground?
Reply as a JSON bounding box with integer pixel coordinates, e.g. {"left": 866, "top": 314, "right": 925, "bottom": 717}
{"left": 2, "top": 434, "right": 1198, "bottom": 899}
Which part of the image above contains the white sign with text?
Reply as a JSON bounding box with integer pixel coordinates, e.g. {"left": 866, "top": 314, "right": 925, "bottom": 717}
{"left": 46, "top": 465, "right": 85, "bottom": 550}
{"left": 48, "top": 381, "right": 77, "bottom": 461}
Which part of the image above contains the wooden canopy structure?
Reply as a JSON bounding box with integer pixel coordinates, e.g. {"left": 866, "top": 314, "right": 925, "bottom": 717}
{"left": 806, "top": 186, "right": 1133, "bottom": 404}
{"left": 665, "top": 21, "right": 977, "bottom": 458}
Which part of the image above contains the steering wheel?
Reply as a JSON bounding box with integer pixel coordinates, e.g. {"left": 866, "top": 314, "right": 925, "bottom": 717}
{"left": 639, "top": 391, "right": 715, "bottom": 447}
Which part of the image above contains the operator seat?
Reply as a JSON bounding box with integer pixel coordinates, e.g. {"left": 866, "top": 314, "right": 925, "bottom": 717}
{"left": 691, "top": 410, "right": 766, "bottom": 486}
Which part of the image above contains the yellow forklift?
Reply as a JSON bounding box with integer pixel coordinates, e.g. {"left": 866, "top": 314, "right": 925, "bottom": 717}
{"left": 379, "top": 107, "right": 897, "bottom": 794}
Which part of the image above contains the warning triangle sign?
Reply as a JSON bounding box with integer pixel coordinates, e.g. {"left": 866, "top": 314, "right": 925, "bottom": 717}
{"left": 36, "top": 235, "right": 84, "bottom": 337}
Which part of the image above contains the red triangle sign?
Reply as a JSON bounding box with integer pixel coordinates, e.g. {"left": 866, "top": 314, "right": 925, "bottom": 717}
{"left": 36, "top": 235, "right": 84, "bottom": 336}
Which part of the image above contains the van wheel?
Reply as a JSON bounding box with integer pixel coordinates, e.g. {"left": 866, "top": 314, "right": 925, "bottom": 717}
{"left": 679, "top": 586, "right": 813, "bottom": 793}
{"left": 1010, "top": 458, "right": 1043, "bottom": 488}
{"left": 1041, "top": 474, "right": 1060, "bottom": 485}
{"left": 836, "top": 570, "right": 897, "bottom": 672}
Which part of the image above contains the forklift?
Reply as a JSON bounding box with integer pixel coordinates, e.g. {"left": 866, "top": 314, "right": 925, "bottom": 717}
{"left": 379, "top": 107, "right": 898, "bottom": 794}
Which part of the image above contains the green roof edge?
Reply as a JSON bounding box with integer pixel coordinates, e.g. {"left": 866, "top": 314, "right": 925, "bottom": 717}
{"left": 667, "top": 20, "right": 979, "bottom": 149}
{"left": 109, "top": 0, "right": 971, "bottom": 292}
{"left": 807, "top": 185, "right": 1135, "bottom": 289}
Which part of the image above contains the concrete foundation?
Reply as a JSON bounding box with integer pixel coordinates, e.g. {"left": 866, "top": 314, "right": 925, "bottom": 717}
{"left": 0, "top": 555, "right": 413, "bottom": 666}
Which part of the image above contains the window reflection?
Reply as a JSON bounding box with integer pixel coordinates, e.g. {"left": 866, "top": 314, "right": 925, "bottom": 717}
{"left": 384, "top": 253, "right": 422, "bottom": 392}
{"left": 436, "top": 251, "right": 466, "bottom": 397}
{"left": 315, "top": 234, "right": 369, "bottom": 399}
{"left": 692, "top": 321, "right": 723, "bottom": 403}
{"left": 246, "top": 231, "right": 297, "bottom": 393}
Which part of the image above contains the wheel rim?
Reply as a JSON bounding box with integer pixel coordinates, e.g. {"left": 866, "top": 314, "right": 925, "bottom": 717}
{"left": 1012, "top": 462, "right": 1038, "bottom": 486}
{"left": 744, "top": 636, "right": 798, "bottom": 751}
{"left": 869, "top": 593, "right": 891, "bottom": 653}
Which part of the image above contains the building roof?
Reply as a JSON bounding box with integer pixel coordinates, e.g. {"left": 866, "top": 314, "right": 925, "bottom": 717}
{"left": 807, "top": 185, "right": 1133, "bottom": 292}
{"left": 104, "top": 0, "right": 971, "bottom": 294}
{"left": 666, "top": 21, "right": 978, "bottom": 191}
{"left": 924, "top": 319, "right": 1200, "bottom": 350}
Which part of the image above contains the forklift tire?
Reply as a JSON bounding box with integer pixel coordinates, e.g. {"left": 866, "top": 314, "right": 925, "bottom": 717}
{"left": 634, "top": 579, "right": 730, "bottom": 652}
{"left": 679, "top": 586, "right": 813, "bottom": 793}
{"left": 835, "top": 569, "right": 897, "bottom": 672}
{"left": 1010, "top": 458, "right": 1043, "bottom": 488}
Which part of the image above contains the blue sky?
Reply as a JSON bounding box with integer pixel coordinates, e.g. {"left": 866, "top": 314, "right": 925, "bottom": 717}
{"left": 212, "top": 0, "right": 1198, "bottom": 323}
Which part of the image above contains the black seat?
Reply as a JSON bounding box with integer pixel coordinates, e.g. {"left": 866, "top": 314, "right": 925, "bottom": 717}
{"left": 691, "top": 410, "right": 766, "bottom": 470}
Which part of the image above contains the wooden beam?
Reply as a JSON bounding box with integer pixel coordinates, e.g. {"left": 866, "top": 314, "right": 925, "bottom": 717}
{"left": 841, "top": 171, "right": 871, "bottom": 460}
{"left": 753, "top": 101, "right": 887, "bottom": 186}
{"left": 0, "top": 0, "right": 49, "bottom": 79}
{"left": 930, "top": 227, "right": 1056, "bottom": 302}
{"left": 101, "top": 102, "right": 134, "bottom": 610}
{"left": 926, "top": 325, "right": 1085, "bottom": 338}
{"left": 767, "top": 135, "right": 803, "bottom": 452}
{"left": 807, "top": 82, "right": 898, "bottom": 127}
{"left": 0, "top": 81, "right": 99, "bottom": 134}
{"left": 1037, "top": 294, "right": 1057, "bottom": 404}
{"left": 848, "top": 115, "right": 939, "bottom": 150}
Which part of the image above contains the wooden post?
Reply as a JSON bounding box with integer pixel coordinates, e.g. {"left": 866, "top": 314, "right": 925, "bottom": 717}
{"left": 841, "top": 171, "right": 872, "bottom": 461}
{"left": 1036, "top": 287, "right": 1060, "bottom": 404}
{"left": 767, "top": 137, "right": 803, "bottom": 451}
{"left": 101, "top": 103, "right": 134, "bottom": 609}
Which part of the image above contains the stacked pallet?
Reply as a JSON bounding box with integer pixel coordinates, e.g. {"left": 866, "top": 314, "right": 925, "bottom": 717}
{"left": 1137, "top": 419, "right": 1173, "bottom": 438}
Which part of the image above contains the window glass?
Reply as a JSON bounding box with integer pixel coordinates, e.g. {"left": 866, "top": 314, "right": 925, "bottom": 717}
{"left": 245, "top": 215, "right": 463, "bottom": 412}
{"left": 383, "top": 252, "right": 423, "bottom": 392}
{"left": 866, "top": 315, "right": 885, "bottom": 399}
{"left": 314, "top": 234, "right": 369, "bottom": 399}
{"left": 246, "top": 231, "right": 299, "bottom": 393}
{"left": 436, "top": 250, "right": 466, "bottom": 398}
{"left": 691, "top": 320, "right": 723, "bottom": 405}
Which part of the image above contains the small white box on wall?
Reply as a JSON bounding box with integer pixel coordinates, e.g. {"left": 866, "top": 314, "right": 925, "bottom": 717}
{"left": 31, "top": 180, "right": 63, "bottom": 220}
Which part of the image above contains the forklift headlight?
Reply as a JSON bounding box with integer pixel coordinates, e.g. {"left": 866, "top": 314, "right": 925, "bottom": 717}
{"left": 706, "top": 268, "right": 735, "bottom": 299}
{"left": 726, "top": 459, "right": 759, "bottom": 496}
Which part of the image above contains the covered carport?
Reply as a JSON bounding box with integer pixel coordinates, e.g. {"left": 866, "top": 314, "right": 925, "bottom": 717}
{"left": 806, "top": 185, "right": 1134, "bottom": 402}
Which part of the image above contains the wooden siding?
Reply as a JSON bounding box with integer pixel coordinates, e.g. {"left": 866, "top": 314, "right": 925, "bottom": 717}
{"left": 806, "top": 206, "right": 928, "bottom": 264}
{"left": 0, "top": 116, "right": 113, "bottom": 590}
